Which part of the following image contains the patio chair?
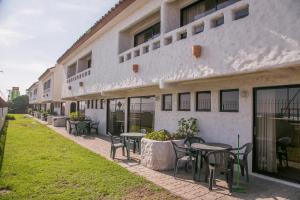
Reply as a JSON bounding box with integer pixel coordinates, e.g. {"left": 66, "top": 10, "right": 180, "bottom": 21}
{"left": 230, "top": 143, "right": 253, "bottom": 182}
{"left": 107, "top": 132, "right": 127, "bottom": 160}
{"left": 68, "top": 120, "right": 77, "bottom": 135}
{"left": 76, "top": 121, "right": 90, "bottom": 135}
{"left": 90, "top": 121, "right": 99, "bottom": 135}
{"left": 184, "top": 136, "right": 206, "bottom": 169}
{"left": 140, "top": 129, "right": 147, "bottom": 134}
{"left": 171, "top": 141, "right": 195, "bottom": 177}
{"left": 205, "top": 150, "right": 236, "bottom": 192}
{"left": 276, "top": 137, "right": 291, "bottom": 168}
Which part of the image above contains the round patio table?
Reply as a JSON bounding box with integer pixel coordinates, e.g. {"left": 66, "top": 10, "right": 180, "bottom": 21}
{"left": 191, "top": 143, "right": 232, "bottom": 181}
{"left": 120, "top": 132, "right": 146, "bottom": 159}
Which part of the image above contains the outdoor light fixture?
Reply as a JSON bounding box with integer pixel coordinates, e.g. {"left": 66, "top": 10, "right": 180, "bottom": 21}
{"left": 133, "top": 64, "right": 139, "bottom": 73}
{"left": 192, "top": 45, "right": 201, "bottom": 58}
{"left": 240, "top": 90, "right": 249, "bottom": 98}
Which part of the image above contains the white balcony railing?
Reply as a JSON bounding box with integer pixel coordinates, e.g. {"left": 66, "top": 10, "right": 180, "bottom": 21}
{"left": 67, "top": 68, "right": 91, "bottom": 83}
{"left": 119, "top": 0, "right": 249, "bottom": 63}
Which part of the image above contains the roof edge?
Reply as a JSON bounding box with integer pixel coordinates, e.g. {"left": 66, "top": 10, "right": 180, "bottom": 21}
{"left": 57, "top": 0, "right": 136, "bottom": 64}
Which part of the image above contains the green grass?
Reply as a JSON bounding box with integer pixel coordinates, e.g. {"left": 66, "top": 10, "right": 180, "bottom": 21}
{"left": 0, "top": 115, "right": 180, "bottom": 200}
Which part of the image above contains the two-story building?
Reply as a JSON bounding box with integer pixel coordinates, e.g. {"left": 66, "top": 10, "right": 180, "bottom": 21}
{"left": 28, "top": 65, "right": 66, "bottom": 115}
{"left": 28, "top": 81, "right": 41, "bottom": 111}
{"left": 55, "top": 0, "right": 299, "bottom": 185}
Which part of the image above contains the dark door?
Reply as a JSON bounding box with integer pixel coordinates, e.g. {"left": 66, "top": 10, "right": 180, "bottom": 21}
{"left": 107, "top": 99, "right": 125, "bottom": 136}
{"left": 253, "top": 85, "right": 300, "bottom": 184}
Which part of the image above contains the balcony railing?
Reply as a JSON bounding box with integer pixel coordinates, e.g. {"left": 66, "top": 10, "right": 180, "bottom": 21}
{"left": 67, "top": 68, "right": 91, "bottom": 83}
{"left": 119, "top": 0, "right": 248, "bottom": 63}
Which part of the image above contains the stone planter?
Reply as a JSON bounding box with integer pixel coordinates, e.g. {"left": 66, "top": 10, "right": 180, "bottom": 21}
{"left": 141, "top": 138, "right": 184, "bottom": 171}
{"left": 47, "top": 115, "right": 53, "bottom": 125}
{"left": 52, "top": 117, "right": 66, "bottom": 127}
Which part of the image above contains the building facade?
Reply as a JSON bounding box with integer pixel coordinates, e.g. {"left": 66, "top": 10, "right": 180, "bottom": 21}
{"left": 8, "top": 87, "right": 20, "bottom": 101}
{"left": 28, "top": 65, "right": 66, "bottom": 115}
{"left": 28, "top": 0, "right": 300, "bottom": 186}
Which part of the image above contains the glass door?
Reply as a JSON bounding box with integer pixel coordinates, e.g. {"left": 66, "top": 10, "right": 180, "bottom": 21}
{"left": 107, "top": 99, "right": 125, "bottom": 136}
{"left": 128, "top": 96, "right": 155, "bottom": 133}
{"left": 254, "top": 85, "right": 300, "bottom": 184}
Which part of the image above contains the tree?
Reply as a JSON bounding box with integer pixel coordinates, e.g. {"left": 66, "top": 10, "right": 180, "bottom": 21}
{"left": 8, "top": 95, "right": 29, "bottom": 114}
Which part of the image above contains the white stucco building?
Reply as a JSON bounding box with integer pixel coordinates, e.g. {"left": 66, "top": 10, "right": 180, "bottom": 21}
{"left": 28, "top": 65, "right": 66, "bottom": 115}
{"left": 28, "top": 0, "right": 300, "bottom": 186}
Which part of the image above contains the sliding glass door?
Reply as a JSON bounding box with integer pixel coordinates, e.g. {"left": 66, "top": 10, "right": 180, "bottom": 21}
{"left": 254, "top": 85, "right": 300, "bottom": 184}
{"left": 128, "top": 96, "right": 155, "bottom": 133}
{"left": 107, "top": 99, "right": 125, "bottom": 136}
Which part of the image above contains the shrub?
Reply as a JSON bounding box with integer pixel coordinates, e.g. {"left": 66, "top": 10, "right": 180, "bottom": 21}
{"left": 176, "top": 117, "right": 199, "bottom": 137}
{"left": 69, "top": 112, "right": 85, "bottom": 121}
{"left": 5, "top": 115, "right": 16, "bottom": 120}
{"left": 145, "top": 130, "right": 171, "bottom": 141}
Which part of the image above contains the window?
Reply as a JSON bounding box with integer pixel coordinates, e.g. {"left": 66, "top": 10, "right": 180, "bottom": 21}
{"left": 79, "top": 101, "right": 86, "bottom": 115}
{"left": 181, "top": 0, "right": 239, "bottom": 26}
{"left": 67, "top": 63, "right": 77, "bottom": 78}
{"left": 87, "top": 100, "right": 90, "bottom": 109}
{"left": 162, "top": 94, "right": 172, "bottom": 111}
{"left": 220, "top": 89, "right": 239, "bottom": 112}
{"left": 234, "top": 6, "right": 249, "bottom": 20}
{"left": 43, "top": 79, "right": 51, "bottom": 92}
{"left": 95, "top": 100, "right": 98, "bottom": 109}
{"left": 128, "top": 96, "right": 155, "bottom": 132}
{"left": 87, "top": 59, "right": 92, "bottom": 68}
{"left": 91, "top": 100, "right": 94, "bottom": 109}
{"left": 196, "top": 91, "right": 211, "bottom": 111}
{"left": 134, "top": 23, "right": 160, "bottom": 47}
{"left": 100, "top": 99, "right": 104, "bottom": 109}
{"left": 178, "top": 93, "right": 191, "bottom": 111}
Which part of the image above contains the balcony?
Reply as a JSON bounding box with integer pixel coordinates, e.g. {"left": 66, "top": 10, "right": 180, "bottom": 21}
{"left": 67, "top": 68, "right": 91, "bottom": 84}
{"left": 119, "top": 0, "right": 248, "bottom": 63}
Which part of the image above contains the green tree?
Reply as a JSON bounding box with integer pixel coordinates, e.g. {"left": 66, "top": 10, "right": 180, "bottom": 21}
{"left": 8, "top": 95, "right": 29, "bottom": 114}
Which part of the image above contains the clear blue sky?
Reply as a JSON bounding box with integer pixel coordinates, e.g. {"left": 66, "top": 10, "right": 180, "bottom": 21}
{"left": 0, "top": 0, "right": 119, "bottom": 99}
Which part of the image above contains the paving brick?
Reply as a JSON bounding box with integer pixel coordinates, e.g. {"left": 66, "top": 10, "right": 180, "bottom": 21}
{"left": 42, "top": 121, "right": 300, "bottom": 200}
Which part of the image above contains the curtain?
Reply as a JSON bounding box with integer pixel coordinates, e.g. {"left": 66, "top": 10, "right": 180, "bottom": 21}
{"left": 255, "top": 90, "right": 277, "bottom": 173}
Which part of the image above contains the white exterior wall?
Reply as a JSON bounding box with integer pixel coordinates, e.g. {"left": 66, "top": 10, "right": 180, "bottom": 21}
{"left": 0, "top": 107, "right": 8, "bottom": 131}
{"left": 60, "top": 0, "right": 300, "bottom": 99}
{"left": 56, "top": 0, "right": 300, "bottom": 179}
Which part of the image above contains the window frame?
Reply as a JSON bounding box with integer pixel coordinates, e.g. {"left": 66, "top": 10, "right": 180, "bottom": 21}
{"left": 196, "top": 91, "right": 211, "bottom": 112}
{"left": 220, "top": 89, "right": 239, "bottom": 112}
{"left": 100, "top": 99, "right": 104, "bottom": 109}
{"left": 178, "top": 92, "right": 191, "bottom": 111}
{"left": 162, "top": 94, "right": 172, "bottom": 111}
{"left": 134, "top": 22, "right": 161, "bottom": 47}
{"left": 87, "top": 100, "right": 90, "bottom": 109}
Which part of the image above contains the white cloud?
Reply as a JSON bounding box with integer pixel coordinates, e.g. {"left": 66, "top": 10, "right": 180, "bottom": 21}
{"left": 19, "top": 8, "right": 44, "bottom": 16}
{"left": 0, "top": 28, "right": 35, "bottom": 47}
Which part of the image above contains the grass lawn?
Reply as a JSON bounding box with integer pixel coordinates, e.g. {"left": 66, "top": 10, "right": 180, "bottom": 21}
{"left": 0, "top": 115, "right": 180, "bottom": 200}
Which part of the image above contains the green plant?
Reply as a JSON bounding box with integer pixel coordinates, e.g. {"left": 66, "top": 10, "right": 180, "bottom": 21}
{"left": 176, "top": 117, "right": 199, "bottom": 137}
{"left": 69, "top": 112, "right": 85, "bottom": 121}
{"left": 5, "top": 115, "right": 16, "bottom": 120}
{"left": 145, "top": 130, "right": 171, "bottom": 141}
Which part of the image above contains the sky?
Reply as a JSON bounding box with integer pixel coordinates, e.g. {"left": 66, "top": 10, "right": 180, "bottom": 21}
{"left": 0, "top": 0, "right": 119, "bottom": 99}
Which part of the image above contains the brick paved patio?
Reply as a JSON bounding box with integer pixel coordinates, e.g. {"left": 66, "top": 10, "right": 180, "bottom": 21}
{"left": 38, "top": 119, "right": 299, "bottom": 200}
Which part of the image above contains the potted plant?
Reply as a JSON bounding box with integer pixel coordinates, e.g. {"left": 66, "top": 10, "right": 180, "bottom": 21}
{"left": 69, "top": 112, "right": 85, "bottom": 122}
{"left": 141, "top": 118, "right": 199, "bottom": 171}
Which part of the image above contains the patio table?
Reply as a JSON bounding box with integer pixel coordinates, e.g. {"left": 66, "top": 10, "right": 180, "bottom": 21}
{"left": 120, "top": 132, "right": 146, "bottom": 159}
{"left": 191, "top": 143, "right": 232, "bottom": 181}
